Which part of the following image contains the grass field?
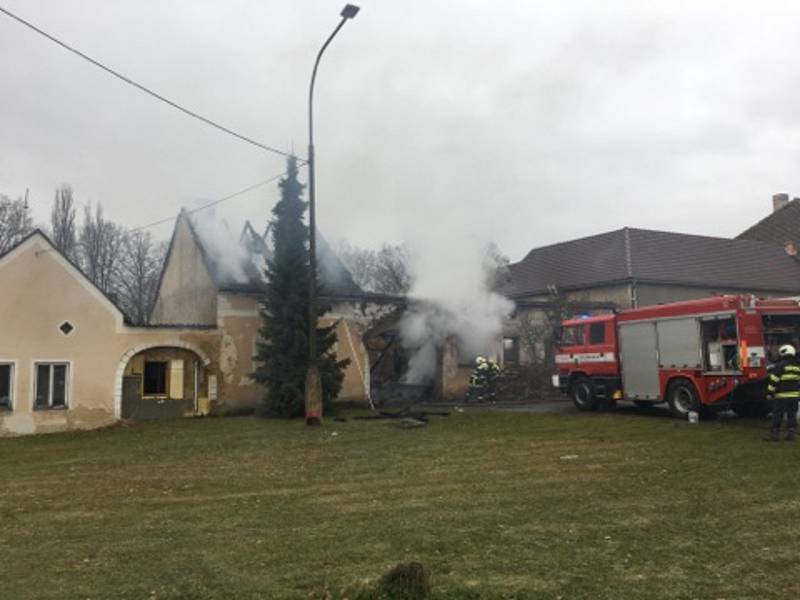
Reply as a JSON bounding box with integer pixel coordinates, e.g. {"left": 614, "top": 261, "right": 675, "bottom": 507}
{"left": 2, "top": 407, "right": 799, "bottom": 599}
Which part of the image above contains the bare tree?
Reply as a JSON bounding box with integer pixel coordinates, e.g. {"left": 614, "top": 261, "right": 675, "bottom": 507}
{"left": 335, "top": 240, "right": 373, "bottom": 290}
{"left": 115, "top": 230, "right": 166, "bottom": 324}
{"left": 336, "top": 241, "right": 411, "bottom": 295}
{"left": 373, "top": 244, "right": 412, "bottom": 295}
{"left": 0, "top": 194, "right": 34, "bottom": 253}
{"left": 79, "top": 203, "right": 124, "bottom": 293}
{"left": 50, "top": 184, "right": 78, "bottom": 260}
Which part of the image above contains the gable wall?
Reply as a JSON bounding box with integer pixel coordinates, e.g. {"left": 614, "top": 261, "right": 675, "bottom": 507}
{"left": 151, "top": 215, "right": 217, "bottom": 325}
{"left": 0, "top": 236, "right": 221, "bottom": 436}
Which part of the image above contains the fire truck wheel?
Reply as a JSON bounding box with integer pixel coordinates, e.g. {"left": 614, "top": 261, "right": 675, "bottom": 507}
{"left": 571, "top": 376, "right": 598, "bottom": 411}
{"left": 667, "top": 379, "right": 700, "bottom": 419}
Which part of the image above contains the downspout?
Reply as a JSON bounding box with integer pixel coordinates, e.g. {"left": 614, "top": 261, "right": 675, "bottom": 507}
{"left": 630, "top": 280, "right": 639, "bottom": 308}
{"left": 623, "top": 228, "right": 637, "bottom": 308}
{"left": 193, "top": 360, "right": 199, "bottom": 414}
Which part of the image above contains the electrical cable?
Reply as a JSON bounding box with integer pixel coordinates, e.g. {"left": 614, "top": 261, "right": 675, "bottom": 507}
{"left": 129, "top": 167, "right": 297, "bottom": 232}
{"left": 0, "top": 4, "right": 295, "bottom": 159}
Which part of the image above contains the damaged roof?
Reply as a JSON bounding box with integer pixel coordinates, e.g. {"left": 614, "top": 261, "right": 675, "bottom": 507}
{"left": 507, "top": 227, "right": 800, "bottom": 298}
{"left": 738, "top": 198, "right": 800, "bottom": 246}
{"left": 182, "top": 212, "right": 364, "bottom": 298}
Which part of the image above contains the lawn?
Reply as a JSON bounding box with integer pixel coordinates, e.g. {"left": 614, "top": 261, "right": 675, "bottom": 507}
{"left": 1, "top": 408, "right": 799, "bottom": 599}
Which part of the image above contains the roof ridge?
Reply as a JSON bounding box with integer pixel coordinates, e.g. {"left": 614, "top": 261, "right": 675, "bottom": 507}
{"left": 516, "top": 227, "right": 628, "bottom": 264}
{"left": 628, "top": 226, "right": 799, "bottom": 251}
{"left": 623, "top": 227, "right": 633, "bottom": 278}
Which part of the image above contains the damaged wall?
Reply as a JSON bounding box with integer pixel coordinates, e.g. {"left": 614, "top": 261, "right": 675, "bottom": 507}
{"left": 212, "top": 294, "right": 387, "bottom": 412}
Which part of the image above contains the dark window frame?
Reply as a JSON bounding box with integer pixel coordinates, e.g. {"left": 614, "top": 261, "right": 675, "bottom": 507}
{"left": 34, "top": 362, "right": 69, "bottom": 410}
{"left": 589, "top": 322, "right": 606, "bottom": 345}
{"left": 503, "top": 336, "right": 520, "bottom": 365}
{"left": 143, "top": 361, "right": 168, "bottom": 396}
{"left": 0, "top": 363, "right": 13, "bottom": 409}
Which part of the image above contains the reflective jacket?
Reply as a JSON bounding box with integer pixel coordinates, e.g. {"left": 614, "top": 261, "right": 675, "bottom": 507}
{"left": 767, "top": 357, "right": 800, "bottom": 399}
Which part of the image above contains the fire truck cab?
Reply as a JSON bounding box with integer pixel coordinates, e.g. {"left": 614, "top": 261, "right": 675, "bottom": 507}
{"left": 553, "top": 295, "right": 800, "bottom": 418}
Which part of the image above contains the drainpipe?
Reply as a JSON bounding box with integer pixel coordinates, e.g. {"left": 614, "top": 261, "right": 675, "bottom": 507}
{"left": 630, "top": 281, "right": 639, "bottom": 308}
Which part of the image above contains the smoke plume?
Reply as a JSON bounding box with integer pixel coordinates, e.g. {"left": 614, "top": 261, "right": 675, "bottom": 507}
{"left": 400, "top": 235, "right": 515, "bottom": 384}
{"left": 190, "top": 210, "right": 258, "bottom": 285}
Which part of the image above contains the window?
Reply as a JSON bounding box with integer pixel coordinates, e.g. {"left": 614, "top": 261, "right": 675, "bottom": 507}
{"left": 503, "top": 337, "right": 520, "bottom": 365}
{"left": 561, "top": 326, "right": 584, "bottom": 346}
{"left": 34, "top": 363, "right": 68, "bottom": 409}
{"left": 143, "top": 361, "right": 168, "bottom": 396}
{"left": 589, "top": 323, "right": 606, "bottom": 344}
{"left": 0, "top": 363, "right": 12, "bottom": 409}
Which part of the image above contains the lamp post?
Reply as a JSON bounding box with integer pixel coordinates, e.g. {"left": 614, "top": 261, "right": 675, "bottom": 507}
{"left": 305, "top": 4, "right": 360, "bottom": 425}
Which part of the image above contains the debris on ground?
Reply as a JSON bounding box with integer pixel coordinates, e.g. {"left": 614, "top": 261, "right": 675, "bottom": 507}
{"left": 353, "top": 407, "right": 450, "bottom": 422}
{"left": 559, "top": 454, "right": 579, "bottom": 460}
{"left": 391, "top": 417, "right": 428, "bottom": 429}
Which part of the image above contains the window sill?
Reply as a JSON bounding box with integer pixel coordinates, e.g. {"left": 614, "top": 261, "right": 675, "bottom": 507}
{"left": 33, "top": 406, "right": 68, "bottom": 411}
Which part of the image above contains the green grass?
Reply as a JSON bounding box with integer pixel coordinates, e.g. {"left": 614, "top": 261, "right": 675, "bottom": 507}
{"left": 1, "top": 409, "right": 799, "bottom": 599}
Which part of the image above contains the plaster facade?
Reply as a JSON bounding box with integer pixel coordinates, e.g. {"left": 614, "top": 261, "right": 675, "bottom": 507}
{"left": 0, "top": 233, "right": 220, "bottom": 436}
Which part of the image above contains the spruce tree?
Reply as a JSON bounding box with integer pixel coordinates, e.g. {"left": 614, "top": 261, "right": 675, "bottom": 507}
{"left": 253, "top": 155, "right": 349, "bottom": 417}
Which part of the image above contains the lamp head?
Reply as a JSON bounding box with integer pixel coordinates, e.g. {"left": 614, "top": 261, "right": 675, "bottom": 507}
{"left": 341, "top": 4, "right": 360, "bottom": 19}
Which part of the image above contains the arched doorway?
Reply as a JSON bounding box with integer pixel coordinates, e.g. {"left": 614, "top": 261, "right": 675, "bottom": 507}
{"left": 114, "top": 344, "right": 212, "bottom": 419}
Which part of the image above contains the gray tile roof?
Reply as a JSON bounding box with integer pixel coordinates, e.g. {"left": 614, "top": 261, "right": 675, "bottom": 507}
{"left": 738, "top": 199, "right": 800, "bottom": 246}
{"left": 507, "top": 227, "right": 800, "bottom": 298}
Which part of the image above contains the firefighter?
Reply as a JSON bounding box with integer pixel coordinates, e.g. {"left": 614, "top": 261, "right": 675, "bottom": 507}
{"left": 468, "top": 356, "right": 501, "bottom": 402}
{"left": 765, "top": 344, "right": 800, "bottom": 442}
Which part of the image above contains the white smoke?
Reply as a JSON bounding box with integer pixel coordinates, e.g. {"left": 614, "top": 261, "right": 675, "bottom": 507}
{"left": 189, "top": 210, "right": 256, "bottom": 285}
{"left": 400, "top": 235, "right": 515, "bottom": 384}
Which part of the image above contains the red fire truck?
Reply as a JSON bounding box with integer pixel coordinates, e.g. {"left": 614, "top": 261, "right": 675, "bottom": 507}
{"left": 553, "top": 295, "right": 800, "bottom": 418}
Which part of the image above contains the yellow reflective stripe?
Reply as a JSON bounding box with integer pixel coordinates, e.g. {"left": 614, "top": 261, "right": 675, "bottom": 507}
{"left": 785, "top": 365, "right": 800, "bottom": 372}
{"left": 769, "top": 374, "right": 780, "bottom": 382}
{"left": 776, "top": 392, "right": 800, "bottom": 399}
{"left": 781, "top": 374, "right": 800, "bottom": 381}
{"left": 767, "top": 385, "right": 777, "bottom": 392}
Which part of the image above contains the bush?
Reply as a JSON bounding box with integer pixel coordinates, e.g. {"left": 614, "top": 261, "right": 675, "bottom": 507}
{"left": 377, "top": 561, "right": 431, "bottom": 600}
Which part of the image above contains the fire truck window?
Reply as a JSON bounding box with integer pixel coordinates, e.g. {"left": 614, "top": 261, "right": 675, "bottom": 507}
{"left": 562, "top": 326, "right": 584, "bottom": 345}
{"left": 589, "top": 323, "right": 605, "bottom": 344}
{"left": 701, "top": 317, "right": 739, "bottom": 371}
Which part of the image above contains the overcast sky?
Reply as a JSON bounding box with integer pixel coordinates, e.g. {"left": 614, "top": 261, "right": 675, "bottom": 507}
{"left": 2, "top": 0, "right": 800, "bottom": 261}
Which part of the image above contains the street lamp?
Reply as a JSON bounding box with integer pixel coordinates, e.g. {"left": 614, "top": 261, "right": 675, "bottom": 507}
{"left": 305, "top": 4, "right": 360, "bottom": 425}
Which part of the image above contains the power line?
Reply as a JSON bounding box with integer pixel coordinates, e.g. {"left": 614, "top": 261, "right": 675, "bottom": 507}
{"left": 0, "top": 4, "right": 295, "bottom": 159}
{"left": 130, "top": 168, "right": 294, "bottom": 233}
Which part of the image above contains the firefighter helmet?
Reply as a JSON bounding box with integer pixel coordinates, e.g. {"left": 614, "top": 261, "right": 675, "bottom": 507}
{"left": 779, "top": 344, "right": 796, "bottom": 357}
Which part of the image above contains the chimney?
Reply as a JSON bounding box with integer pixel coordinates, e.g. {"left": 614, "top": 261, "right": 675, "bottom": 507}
{"left": 773, "top": 193, "right": 790, "bottom": 212}
{"left": 785, "top": 241, "right": 798, "bottom": 257}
